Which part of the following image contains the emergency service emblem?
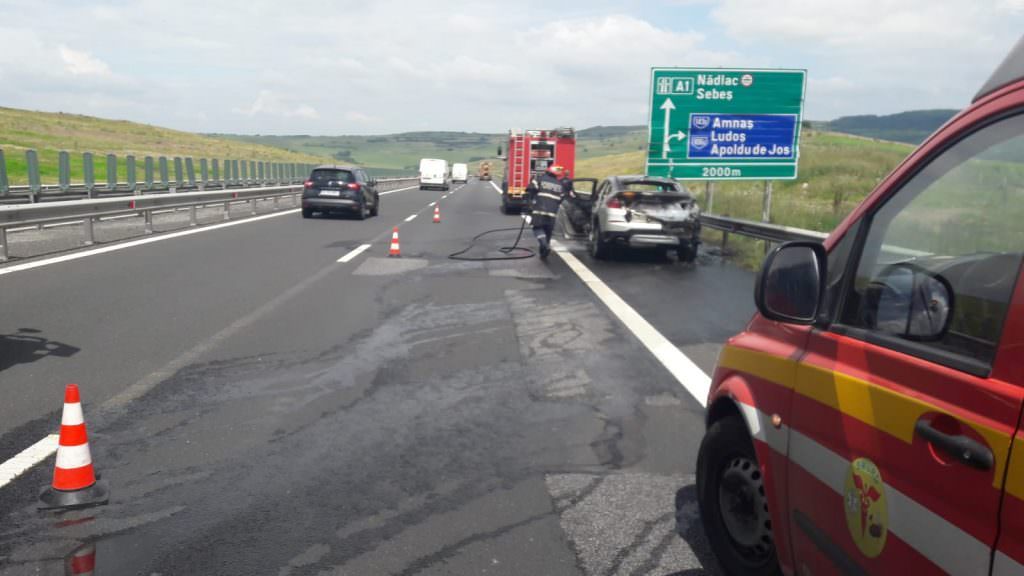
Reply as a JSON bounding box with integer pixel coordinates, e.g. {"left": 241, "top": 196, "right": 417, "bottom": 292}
{"left": 843, "top": 458, "right": 888, "bottom": 558}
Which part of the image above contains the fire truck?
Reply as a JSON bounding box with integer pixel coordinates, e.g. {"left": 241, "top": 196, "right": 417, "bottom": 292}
{"left": 500, "top": 128, "right": 576, "bottom": 214}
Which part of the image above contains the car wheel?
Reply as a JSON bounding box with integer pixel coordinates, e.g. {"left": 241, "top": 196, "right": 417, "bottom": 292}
{"left": 371, "top": 195, "right": 379, "bottom": 216}
{"left": 679, "top": 243, "right": 698, "bottom": 264}
{"left": 589, "top": 222, "right": 610, "bottom": 260}
{"left": 697, "top": 416, "right": 781, "bottom": 576}
{"left": 302, "top": 208, "right": 313, "bottom": 219}
{"left": 356, "top": 201, "right": 367, "bottom": 220}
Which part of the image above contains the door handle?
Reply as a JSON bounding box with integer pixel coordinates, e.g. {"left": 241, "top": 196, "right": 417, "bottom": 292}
{"left": 915, "top": 419, "right": 994, "bottom": 470}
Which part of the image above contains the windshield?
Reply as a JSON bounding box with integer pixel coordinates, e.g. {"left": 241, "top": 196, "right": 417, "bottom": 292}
{"left": 310, "top": 169, "right": 354, "bottom": 185}
{"left": 1, "top": 4, "right": 1021, "bottom": 576}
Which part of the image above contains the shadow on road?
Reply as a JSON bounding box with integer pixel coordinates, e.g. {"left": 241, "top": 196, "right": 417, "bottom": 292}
{"left": 1, "top": 328, "right": 80, "bottom": 371}
{"left": 675, "top": 484, "right": 723, "bottom": 576}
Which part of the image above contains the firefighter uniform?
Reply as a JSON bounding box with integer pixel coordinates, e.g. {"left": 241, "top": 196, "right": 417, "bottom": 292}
{"left": 526, "top": 169, "right": 572, "bottom": 259}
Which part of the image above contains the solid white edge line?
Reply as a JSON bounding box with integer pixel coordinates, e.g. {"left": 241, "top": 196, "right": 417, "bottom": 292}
{"left": 0, "top": 209, "right": 300, "bottom": 277}
{"left": 489, "top": 181, "right": 502, "bottom": 195}
{"left": 0, "top": 434, "right": 59, "bottom": 489}
{"left": 551, "top": 240, "right": 711, "bottom": 407}
{"left": 337, "top": 243, "right": 371, "bottom": 263}
{"left": 404, "top": 214, "right": 417, "bottom": 222}
{"left": 379, "top": 185, "right": 419, "bottom": 196}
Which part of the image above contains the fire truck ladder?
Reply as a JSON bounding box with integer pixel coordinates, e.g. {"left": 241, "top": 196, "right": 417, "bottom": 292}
{"left": 510, "top": 131, "right": 529, "bottom": 196}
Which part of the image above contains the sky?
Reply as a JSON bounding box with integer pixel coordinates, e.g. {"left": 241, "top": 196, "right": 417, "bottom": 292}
{"left": 0, "top": 0, "right": 1022, "bottom": 135}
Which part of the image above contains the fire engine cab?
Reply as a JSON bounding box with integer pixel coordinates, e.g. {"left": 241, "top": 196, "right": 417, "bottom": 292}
{"left": 698, "top": 37, "right": 1024, "bottom": 575}
{"left": 500, "top": 128, "right": 576, "bottom": 214}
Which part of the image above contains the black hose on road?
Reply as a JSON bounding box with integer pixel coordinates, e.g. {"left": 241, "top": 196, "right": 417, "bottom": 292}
{"left": 448, "top": 216, "right": 536, "bottom": 261}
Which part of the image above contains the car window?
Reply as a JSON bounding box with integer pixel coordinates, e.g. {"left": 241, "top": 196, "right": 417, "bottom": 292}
{"left": 620, "top": 182, "right": 680, "bottom": 193}
{"left": 310, "top": 169, "right": 353, "bottom": 185}
{"left": 838, "top": 112, "right": 1024, "bottom": 370}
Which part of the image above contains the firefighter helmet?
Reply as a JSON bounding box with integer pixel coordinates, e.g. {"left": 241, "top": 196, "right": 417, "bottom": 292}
{"left": 547, "top": 165, "right": 566, "bottom": 177}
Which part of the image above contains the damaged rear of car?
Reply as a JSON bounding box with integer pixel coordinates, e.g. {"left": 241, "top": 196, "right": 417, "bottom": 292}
{"left": 563, "top": 175, "right": 701, "bottom": 262}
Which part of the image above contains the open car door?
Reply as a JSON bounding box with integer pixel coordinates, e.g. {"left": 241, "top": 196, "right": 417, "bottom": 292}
{"left": 560, "top": 178, "right": 598, "bottom": 238}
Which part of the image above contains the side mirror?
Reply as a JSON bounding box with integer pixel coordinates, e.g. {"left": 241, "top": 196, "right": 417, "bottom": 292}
{"left": 755, "top": 242, "right": 827, "bottom": 324}
{"left": 867, "top": 263, "right": 953, "bottom": 341}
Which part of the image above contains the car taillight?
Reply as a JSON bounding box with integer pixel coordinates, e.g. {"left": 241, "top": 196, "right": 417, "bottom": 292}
{"left": 606, "top": 197, "right": 623, "bottom": 209}
{"left": 304, "top": 180, "right": 313, "bottom": 188}
{"left": 347, "top": 183, "right": 361, "bottom": 191}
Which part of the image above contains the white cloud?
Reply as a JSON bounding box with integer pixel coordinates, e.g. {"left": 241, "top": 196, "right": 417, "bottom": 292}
{"left": 233, "top": 91, "right": 319, "bottom": 119}
{"left": 58, "top": 45, "right": 112, "bottom": 77}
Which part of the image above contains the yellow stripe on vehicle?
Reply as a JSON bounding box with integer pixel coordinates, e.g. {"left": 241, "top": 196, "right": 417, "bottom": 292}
{"left": 718, "top": 344, "right": 1017, "bottom": 497}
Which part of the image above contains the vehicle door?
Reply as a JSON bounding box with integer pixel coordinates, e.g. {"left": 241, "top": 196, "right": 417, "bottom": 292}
{"left": 355, "top": 170, "right": 370, "bottom": 203}
{"left": 569, "top": 178, "right": 598, "bottom": 234}
{"left": 995, "top": 265, "right": 1024, "bottom": 575}
{"left": 786, "top": 111, "right": 1024, "bottom": 574}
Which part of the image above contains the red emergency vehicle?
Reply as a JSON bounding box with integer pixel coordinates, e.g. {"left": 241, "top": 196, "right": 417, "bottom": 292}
{"left": 500, "top": 127, "right": 576, "bottom": 214}
{"left": 698, "top": 38, "right": 1024, "bottom": 575}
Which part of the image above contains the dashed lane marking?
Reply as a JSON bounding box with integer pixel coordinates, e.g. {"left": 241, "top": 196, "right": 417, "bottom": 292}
{"left": 551, "top": 240, "right": 711, "bottom": 407}
{"left": 0, "top": 434, "right": 59, "bottom": 489}
{"left": 404, "top": 214, "right": 417, "bottom": 222}
{"left": 337, "top": 243, "right": 372, "bottom": 263}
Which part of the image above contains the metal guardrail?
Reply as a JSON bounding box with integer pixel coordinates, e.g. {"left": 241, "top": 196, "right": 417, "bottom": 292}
{"left": 0, "top": 148, "right": 328, "bottom": 203}
{"left": 0, "top": 177, "right": 419, "bottom": 261}
{"left": 699, "top": 213, "right": 828, "bottom": 244}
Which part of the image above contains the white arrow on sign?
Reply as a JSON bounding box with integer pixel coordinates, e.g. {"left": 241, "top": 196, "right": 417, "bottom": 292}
{"left": 660, "top": 99, "right": 685, "bottom": 159}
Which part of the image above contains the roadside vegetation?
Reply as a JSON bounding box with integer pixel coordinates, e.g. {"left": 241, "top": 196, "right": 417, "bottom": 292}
{"left": 0, "top": 107, "right": 327, "bottom": 185}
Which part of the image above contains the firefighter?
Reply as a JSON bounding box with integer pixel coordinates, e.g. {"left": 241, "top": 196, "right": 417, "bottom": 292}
{"left": 526, "top": 164, "right": 573, "bottom": 260}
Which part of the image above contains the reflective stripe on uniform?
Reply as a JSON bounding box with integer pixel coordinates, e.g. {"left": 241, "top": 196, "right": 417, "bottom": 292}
{"left": 537, "top": 192, "right": 562, "bottom": 201}
{"left": 532, "top": 210, "right": 558, "bottom": 218}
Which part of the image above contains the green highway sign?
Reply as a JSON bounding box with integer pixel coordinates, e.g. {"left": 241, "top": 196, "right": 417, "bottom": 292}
{"left": 645, "top": 68, "right": 806, "bottom": 180}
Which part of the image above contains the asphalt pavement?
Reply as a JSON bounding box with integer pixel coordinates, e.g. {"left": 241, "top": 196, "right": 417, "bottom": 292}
{"left": 0, "top": 179, "right": 756, "bottom": 575}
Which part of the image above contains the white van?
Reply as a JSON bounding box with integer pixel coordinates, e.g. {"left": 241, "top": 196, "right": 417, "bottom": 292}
{"left": 419, "top": 158, "right": 449, "bottom": 191}
{"left": 451, "top": 163, "right": 468, "bottom": 184}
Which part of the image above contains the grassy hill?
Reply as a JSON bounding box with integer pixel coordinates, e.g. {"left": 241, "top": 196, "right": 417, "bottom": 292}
{"left": 0, "top": 107, "right": 328, "bottom": 185}
{"left": 824, "top": 109, "right": 958, "bottom": 144}
{"left": 214, "top": 126, "right": 651, "bottom": 177}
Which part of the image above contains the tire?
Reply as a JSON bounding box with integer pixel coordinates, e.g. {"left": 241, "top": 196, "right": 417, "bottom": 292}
{"left": 370, "top": 195, "right": 379, "bottom": 216}
{"left": 679, "top": 242, "right": 698, "bottom": 264}
{"left": 355, "top": 201, "right": 367, "bottom": 220}
{"left": 302, "top": 208, "right": 313, "bottom": 219}
{"left": 589, "top": 222, "right": 610, "bottom": 260}
{"left": 697, "top": 416, "right": 781, "bottom": 576}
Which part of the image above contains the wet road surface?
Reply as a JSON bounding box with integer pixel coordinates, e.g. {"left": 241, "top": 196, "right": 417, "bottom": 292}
{"left": 0, "top": 179, "right": 755, "bottom": 574}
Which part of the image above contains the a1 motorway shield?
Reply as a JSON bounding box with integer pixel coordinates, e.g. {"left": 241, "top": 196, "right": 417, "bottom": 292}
{"left": 645, "top": 68, "right": 806, "bottom": 180}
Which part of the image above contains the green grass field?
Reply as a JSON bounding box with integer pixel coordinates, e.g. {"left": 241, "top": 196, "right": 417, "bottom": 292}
{"left": 0, "top": 107, "right": 328, "bottom": 185}
{"left": 575, "top": 130, "right": 917, "bottom": 268}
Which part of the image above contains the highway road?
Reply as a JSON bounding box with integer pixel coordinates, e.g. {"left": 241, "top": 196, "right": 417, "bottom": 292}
{"left": 0, "top": 179, "right": 755, "bottom": 575}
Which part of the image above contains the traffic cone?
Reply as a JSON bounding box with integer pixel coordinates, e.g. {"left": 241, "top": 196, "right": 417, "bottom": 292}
{"left": 65, "top": 543, "right": 96, "bottom": 576}
{"left": 433, "top": 205, "right": 441, "bottom": 223}
{"left": 388, "top": 227, "right": 401, "bottom": 257}
{"left": 39, "top": 384, "right": 109, "bottom": 510}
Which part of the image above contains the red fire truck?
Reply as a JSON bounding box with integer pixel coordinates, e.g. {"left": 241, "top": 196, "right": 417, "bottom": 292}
{"left": 500, "top": 127, "right": 576, "bottom": 214}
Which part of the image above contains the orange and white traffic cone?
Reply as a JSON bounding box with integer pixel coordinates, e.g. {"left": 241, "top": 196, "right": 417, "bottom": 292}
{"left": 65, "top": 542, "right": 96, "bottom": 576}
{"left": 388, "top": 227, "right": 401, "bottom": 257}
{"left": 433, "top": 205, "right": 441, "bottom": 223}
{"left": 39, "top": 384, "right": 109, "bottom": 510}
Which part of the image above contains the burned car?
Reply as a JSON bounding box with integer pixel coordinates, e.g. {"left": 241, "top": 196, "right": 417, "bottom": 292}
{"left": 561, "top": 175, "right": 701, "bottom": 262}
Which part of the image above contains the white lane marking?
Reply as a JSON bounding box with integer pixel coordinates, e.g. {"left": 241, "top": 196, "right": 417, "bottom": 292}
{"left": 489, "top": 181, "right": 502, "bottom": 195}
{"left": 551, "top": 240, "right": 711, "bottom": 406}
{"left": 404, "top": 214, "right": 417, "bottom": 222}
{"left": 337, "top": 243, "right": 371, "bottom": 263}
{"left": 429, "top": 202, "right": 437, "bottom": 207}
{"left": 379, "top": 185, "right": 419, "bottom": 196}
{"left": 0, "top": 209, "right": 300, "bottom": 277}
{"left": 0, "top": 434, "right": 59, "bottom": 489}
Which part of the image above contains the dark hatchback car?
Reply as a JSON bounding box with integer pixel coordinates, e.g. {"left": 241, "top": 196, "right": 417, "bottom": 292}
{"left": 302, "top": 165, "right": 380, "bottom": 219}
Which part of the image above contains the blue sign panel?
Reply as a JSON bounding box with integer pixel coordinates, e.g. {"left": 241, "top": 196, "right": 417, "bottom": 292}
{"left": 686, "top": 113, "right": 798, "bottom": 160}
